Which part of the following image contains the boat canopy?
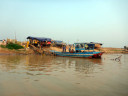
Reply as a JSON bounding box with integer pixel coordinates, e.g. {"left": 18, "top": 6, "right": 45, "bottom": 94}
{"left": 27, "top": 36, "right": 51, "bottom": 42}
{"left": 74, "top": 43, "right": 95, "bottom": 51}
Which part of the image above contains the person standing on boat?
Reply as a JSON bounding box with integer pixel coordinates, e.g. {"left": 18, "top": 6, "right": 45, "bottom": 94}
{"left": 64, "top": 45, "right": 66, "bottom": 52}
{"left": 63, "top": 45, "right": 66, "bottom": 52}
{"left": 69, "top": 45, "right": 71, "bottom": 52}
{"left": 63, "top": 45, "right": 65, "bottom": 52}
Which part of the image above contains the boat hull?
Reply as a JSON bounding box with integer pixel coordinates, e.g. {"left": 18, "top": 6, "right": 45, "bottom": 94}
{"left": 51, "top": 50, "right": 103, "bottom": 58}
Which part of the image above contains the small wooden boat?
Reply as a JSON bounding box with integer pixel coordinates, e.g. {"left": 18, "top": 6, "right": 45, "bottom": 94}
{"left": 51, "top": 43, "right": 103, "bottom": 58}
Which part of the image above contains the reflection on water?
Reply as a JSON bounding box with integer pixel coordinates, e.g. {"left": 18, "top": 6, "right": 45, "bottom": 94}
{"left": 0, "top": 54, "right": 128, "bottom": 96}
{"left": 0, "top": 55, "right": 103, "bottom": 75}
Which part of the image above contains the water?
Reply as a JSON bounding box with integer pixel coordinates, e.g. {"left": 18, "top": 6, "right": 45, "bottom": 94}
{"left": 0, "top": 54, "right": 128, "bottom": 96}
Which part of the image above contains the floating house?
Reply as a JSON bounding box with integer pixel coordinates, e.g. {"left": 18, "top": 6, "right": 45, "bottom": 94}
{"left": 124, "top": 46, "right": 128, "bottom": 50}
{"left": 90, "top": 42, "right": 102, "bottom": 49}
{"left": 51, "top": 40, "right": 65, "bottom": 48}
{"left": 27, "top": 36, "right": 52, "bottom": 48}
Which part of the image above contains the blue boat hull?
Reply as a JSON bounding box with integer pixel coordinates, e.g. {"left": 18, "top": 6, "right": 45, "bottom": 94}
{"left": 51, "top": 50, "right": 103, "bottom": 58}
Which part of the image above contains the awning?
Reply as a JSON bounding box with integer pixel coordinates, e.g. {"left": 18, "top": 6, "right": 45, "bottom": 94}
{"left": 27, "top": 36, "right": 51, "bottom": 42}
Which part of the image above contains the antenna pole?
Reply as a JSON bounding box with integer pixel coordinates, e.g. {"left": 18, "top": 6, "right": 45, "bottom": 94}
{"left": 15, "top": 31, "right": 16, "bottom": 43}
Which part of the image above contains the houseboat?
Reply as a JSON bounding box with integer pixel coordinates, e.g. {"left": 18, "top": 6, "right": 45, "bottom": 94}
{"left": 51, "top": 42, "right": 103, "bottom": 58}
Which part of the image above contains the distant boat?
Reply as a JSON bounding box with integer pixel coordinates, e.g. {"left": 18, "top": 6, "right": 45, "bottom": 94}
{"left": 51, "top": 42, "right": 103, "bottom": 58}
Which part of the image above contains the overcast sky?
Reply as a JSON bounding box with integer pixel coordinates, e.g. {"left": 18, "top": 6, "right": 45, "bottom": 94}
{"left": 0, "top": 0, "right": 128, "bottom": 48}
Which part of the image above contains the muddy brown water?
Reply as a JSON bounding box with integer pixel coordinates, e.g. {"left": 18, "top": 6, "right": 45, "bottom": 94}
{"left": 0, "top": 54, "right": 128, "bottom": 96}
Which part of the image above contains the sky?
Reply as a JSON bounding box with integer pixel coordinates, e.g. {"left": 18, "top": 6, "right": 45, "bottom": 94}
{"left": 0, "top": 0, "right": 128, "bottom": 48}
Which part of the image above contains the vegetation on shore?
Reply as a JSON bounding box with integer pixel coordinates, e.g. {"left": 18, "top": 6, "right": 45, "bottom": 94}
{"left": 0, "top": 43, "right": 35, "bottom": 55}
{"left": 0, "top": 43, "right": 23, "bottom": 50}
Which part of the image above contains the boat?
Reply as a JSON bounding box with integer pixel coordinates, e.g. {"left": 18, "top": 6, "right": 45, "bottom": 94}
{"left": 51, "top": 42, "right": 103, "bottom": 58}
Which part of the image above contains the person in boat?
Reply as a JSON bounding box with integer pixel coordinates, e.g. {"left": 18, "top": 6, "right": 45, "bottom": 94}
{"left": 70, "top": 49, "right": 74, "bottom": 53}
{"left": 64, "top": 45, "right": 66, "bottom": 52}
{"left": 85, "top": 44, "right": 88, "bottom": 50}
{"left": 69, "top": 45, "right": 71, "bottom": 52}
{"left": 75, "top": 44, "right": 79, "bottom": 52}
{"left": 63, "top": 45, "right": 66, "bottom": 52}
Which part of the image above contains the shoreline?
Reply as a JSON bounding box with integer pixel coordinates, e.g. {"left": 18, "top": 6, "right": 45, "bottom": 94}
{"left": 100, "top": 47, "right": 127, "bottom": 54}
{"left": 0, "top": 47, "right": 127, "bottom": 55}
{"left": 0, "top": 47, "right": 35, "bottom": 55}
